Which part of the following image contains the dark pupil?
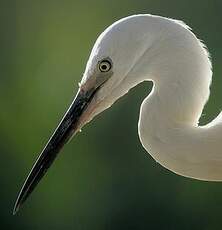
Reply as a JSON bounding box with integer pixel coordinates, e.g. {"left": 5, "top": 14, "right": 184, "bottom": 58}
{"left": 101, "top": 64, "right": 107, "bottom": 70}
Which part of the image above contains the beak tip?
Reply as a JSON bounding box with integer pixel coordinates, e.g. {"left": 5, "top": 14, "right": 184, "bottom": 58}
{"left": 13, "top": 197, "right": 22, "bottom": 215}
{"left": 13, "top": 205, "right": 19, "bottom": 215}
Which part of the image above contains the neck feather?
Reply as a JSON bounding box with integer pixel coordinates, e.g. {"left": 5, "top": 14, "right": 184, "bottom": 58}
{"left": 137, "top": 19, "right": 222, "bottom": 181}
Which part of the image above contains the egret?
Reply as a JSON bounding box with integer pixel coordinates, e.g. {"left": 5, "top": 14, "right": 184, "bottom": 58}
{"left": 13, "top": 14, "right": 221, "bottom": 214}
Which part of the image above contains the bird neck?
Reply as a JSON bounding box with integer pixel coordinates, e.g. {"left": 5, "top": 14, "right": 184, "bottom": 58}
{"left": 139, "top": 77, "right": 222, "bottom": 181}
{"left": 148, "top": 23, "right": 212, "bottom": 127}
{"left": 137, "top": 21, "right": 222, "bottom": 181}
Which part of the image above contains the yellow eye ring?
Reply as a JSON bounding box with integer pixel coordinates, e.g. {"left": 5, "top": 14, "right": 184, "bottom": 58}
{"left": 99, "top": 59, "right": 112, "bottom": 72}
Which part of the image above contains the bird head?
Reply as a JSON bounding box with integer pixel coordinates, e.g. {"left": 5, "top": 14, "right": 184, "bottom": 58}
{"left": 78, "top": 15, "right": 161, "bottom": 127}
{"left": 14, "top": 14, "right": 166, "bottom": 213}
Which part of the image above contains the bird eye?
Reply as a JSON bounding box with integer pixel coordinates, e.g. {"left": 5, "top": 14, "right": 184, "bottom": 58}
{"left": 99, "top": 59, "right": 112, "bottom": 72}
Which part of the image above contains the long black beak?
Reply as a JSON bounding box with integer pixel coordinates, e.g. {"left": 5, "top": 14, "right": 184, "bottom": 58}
{"left": 13, "top": 87, "right": 97, "bottom": 215}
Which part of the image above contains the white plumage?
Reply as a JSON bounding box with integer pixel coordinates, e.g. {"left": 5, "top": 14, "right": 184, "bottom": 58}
{"left": 14, "top": 14, "right": 222, "bottom": 214}
{"left": 81, "top": 14, "right": 220, "bottom": 181}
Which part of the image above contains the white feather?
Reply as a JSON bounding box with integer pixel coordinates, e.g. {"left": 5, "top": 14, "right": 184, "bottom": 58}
{"left": 82, "top": 14, "right": 222, "bottom": 181}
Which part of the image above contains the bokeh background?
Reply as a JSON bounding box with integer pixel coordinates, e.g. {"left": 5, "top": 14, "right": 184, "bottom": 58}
{"left": 1, "top": 0, "right": 222, "bottom": 229}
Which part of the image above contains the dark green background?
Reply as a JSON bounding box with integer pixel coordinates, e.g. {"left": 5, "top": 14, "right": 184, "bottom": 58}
{"left": 1, "top": 0, "right": 222, "bottom": 229}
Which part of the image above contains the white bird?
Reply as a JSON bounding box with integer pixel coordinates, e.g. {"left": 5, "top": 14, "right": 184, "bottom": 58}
{"left": 14, "top": 14, "right": 221, "bottom": 214}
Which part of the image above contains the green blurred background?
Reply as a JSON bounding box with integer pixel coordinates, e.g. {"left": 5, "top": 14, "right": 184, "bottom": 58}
{"left": 1, "top": 0, "right": 222, "bottom": 229}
